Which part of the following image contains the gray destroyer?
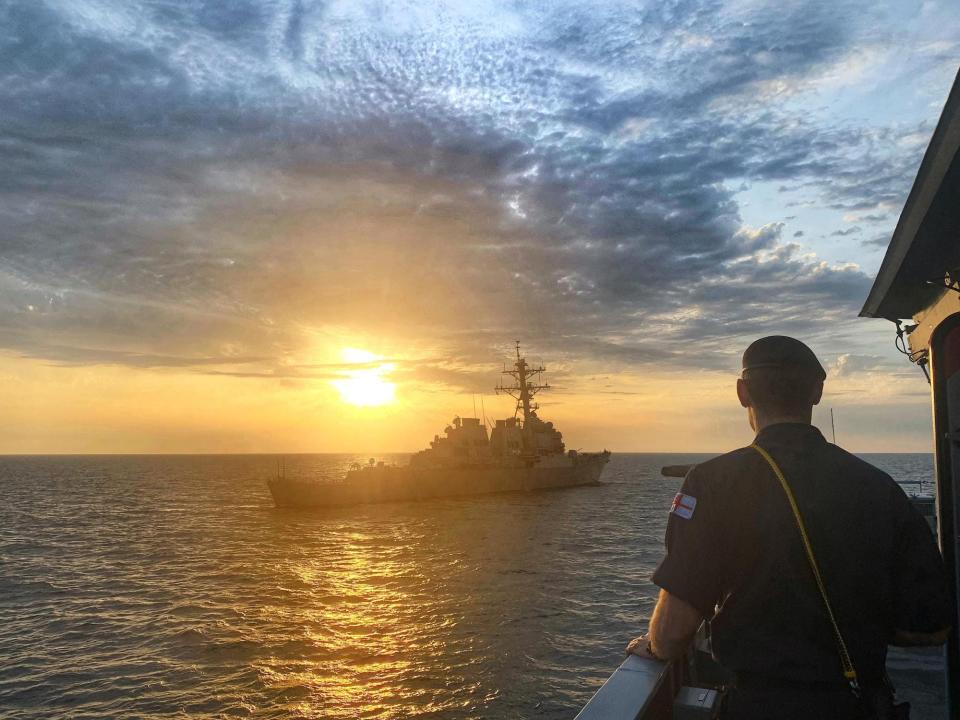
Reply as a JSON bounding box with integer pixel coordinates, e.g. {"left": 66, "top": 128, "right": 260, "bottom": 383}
{"left": 268, "top": 344, "right": 611, "bottom": 508}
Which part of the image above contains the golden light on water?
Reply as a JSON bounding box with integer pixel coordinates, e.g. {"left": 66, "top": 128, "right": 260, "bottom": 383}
{"left": 332, "top": 349, "right": 397, "bottom": 407}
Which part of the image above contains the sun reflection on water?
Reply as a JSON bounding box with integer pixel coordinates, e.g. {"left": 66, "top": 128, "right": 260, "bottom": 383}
{"left": 254, "top": 525, "right": 481, "bottom": 718}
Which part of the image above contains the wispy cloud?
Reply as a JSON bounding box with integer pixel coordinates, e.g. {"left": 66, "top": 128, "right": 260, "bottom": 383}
{"left": 1, "top": 0, "right": 957, "bottom": 387}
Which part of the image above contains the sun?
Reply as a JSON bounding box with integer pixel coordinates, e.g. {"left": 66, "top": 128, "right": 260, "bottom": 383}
{"left": 332, "top": 348, "right": 396, "bottom": 407}
{"left": 333, "top": 375, "right": 395, "bottom": 407}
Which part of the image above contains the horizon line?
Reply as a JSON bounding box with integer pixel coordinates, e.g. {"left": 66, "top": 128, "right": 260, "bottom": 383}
{"left": 0, "top": 449, "right": 933, "bottom": 457}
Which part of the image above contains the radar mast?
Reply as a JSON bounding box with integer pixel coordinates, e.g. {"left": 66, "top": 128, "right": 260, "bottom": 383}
{"left": 495, "top": 341, "right": 550, "bottom": 426}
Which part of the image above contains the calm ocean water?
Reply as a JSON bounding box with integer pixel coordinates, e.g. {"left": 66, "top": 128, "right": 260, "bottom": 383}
{"left": 0, "top": 452, "right": 936, "bottom": 719}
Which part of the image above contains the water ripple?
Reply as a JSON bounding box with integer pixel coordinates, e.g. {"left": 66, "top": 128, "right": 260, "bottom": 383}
{"left": 0, "top": 452, "right": 935, "bottom": 718}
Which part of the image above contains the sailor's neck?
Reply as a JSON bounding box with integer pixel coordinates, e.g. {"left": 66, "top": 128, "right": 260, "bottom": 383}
{"left": 751, "top": 413, "right": 813, "bottom": 433}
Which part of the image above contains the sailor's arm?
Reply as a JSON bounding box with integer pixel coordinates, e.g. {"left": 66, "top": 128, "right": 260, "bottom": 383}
{"left": 626, "top": 589, "right": 703, "bottom": 660}
{"left": 889, "top": 483, "right": 953, "bottom": 648}
{"left": 631, "top": 467, "right": 721, "bottom": 660}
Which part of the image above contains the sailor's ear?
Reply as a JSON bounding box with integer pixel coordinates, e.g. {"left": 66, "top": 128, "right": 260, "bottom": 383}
{"left": 810, "top": 380, "right": 824, "bottom": 406}
{"left": 736, "top": 378, "right": 752, "bottom": 408}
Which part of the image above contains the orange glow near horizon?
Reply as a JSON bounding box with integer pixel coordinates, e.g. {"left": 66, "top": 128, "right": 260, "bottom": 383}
{"left": 0, "top": 345, "right": 935, "bottom": 455}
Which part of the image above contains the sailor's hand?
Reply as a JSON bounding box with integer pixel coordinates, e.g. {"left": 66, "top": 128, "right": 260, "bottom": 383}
{"left": 625, "top": 634, "right": 659, "bottom": 660}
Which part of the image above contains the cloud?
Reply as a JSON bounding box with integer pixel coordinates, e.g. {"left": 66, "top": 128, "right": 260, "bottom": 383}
{"left": 830, "top": 353, "right": 887, "bottom": 376}
{"left": 831, "top": 226, "right": 862, "bottom": 236}
{"left": 0, "top": 0, "right": 956, "bottom": 384}
{"left": 860, "top": 233, "right": 891, "bottom": 249}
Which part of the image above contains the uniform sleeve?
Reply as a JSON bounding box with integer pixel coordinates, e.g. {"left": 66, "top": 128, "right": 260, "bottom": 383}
{"left": 650, "top": 467, "right": 724, "bottom": 618}
{"left": 890, "top": 485, "right": 952, "bottom": 633}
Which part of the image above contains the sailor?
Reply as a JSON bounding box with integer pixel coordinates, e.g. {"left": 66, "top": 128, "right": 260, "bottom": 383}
{"left": 626, "top": 336, "right": 952, "bottom": 720}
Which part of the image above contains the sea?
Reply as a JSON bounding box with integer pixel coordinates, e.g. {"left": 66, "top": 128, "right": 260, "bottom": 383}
{"left": 0, "top": 453, "right": 940, "bottom": 719}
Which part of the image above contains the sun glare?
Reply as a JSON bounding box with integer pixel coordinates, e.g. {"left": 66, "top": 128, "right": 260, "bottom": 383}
{"left": 332, "top": 348, "right": 396, "bottom": 407}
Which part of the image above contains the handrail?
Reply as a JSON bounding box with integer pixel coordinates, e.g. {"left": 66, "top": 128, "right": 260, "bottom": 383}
{"left": 574, "top": 654, "right": 681, "bottom": 720}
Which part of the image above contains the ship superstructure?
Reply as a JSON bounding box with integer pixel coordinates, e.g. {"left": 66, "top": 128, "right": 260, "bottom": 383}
{"left": 268, "top": 344, "right": 610, "bottom": 508}
{"left": 493, "top": 343, "right": 565, "bottom": 459}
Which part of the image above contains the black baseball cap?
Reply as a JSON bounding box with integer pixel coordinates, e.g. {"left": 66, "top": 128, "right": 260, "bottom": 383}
{"left": 741, "top": 336, "right": 826, "bottom": 380}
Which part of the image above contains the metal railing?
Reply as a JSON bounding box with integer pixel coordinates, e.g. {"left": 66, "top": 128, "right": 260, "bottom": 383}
{"left": 574, "top": 625, "right": 731, "bottom": 720}
{"left": 574, "top": 655, "right": 684, "bottom": 720}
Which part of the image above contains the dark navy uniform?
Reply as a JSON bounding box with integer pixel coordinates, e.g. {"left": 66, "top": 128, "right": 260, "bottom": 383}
{"left": 652, "top": 423, "right": 952, "bottom": 718}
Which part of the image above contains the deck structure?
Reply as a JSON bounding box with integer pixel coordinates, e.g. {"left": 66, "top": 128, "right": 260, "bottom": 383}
{"left": 861, "top": 66, "right": 960, "bottom": 718}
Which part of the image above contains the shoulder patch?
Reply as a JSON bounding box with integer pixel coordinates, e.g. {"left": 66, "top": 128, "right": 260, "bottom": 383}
{"left": 670, "top": 492, "right": 697, "bottom": 520}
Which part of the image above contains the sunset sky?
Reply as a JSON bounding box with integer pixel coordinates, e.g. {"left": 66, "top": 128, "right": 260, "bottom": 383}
{"left": 2, "top": 1, "right": 959, "bottom": 453}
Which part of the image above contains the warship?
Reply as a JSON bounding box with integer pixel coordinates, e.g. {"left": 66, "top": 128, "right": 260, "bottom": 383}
{"left": 267, "top": 343, "right": 611, "bottom": 508}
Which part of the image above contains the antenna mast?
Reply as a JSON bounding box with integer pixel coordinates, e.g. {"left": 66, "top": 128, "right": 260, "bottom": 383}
{"left": 495, "top": 341, "right": 550, "bottom": 426}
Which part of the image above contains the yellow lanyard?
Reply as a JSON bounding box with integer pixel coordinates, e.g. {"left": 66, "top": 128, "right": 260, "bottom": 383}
{"left": 749, "top": 443, "right": 861, "bottom": 695}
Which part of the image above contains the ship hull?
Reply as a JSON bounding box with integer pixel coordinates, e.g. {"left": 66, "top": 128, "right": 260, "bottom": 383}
{"left": 267, "top": 452, "right": 610, "bottom": 508}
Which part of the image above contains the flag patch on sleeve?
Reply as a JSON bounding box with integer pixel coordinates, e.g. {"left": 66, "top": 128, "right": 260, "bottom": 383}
{"left": 670, "top": 493, "right": 697, "bottom": 520}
